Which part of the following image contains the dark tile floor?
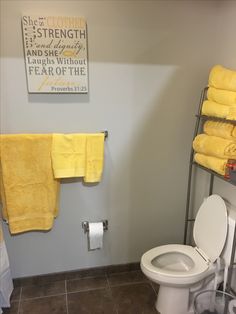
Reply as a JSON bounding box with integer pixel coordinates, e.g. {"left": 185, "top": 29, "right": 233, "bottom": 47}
{"left": 2, "top": 270, "right": 160, "bottom": 314}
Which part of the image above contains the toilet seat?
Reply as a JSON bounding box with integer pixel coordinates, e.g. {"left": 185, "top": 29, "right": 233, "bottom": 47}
{"left": 141, "top": 195, "right": 228, "bottom": 287}
{"left": 141, "top": 244, "right": 210, "bottom": 286}
{"left": 193, "top": 195, "right": 228, "bottom": 263}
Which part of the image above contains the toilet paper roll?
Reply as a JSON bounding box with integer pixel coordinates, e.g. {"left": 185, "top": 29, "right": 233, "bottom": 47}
{"left": 88, "top": 222, "right": 104, "bottom": 250}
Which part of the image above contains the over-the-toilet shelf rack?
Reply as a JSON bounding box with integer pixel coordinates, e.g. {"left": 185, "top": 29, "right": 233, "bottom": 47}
{"left": 184, "top": 87, "right": 236, "bottom": 296}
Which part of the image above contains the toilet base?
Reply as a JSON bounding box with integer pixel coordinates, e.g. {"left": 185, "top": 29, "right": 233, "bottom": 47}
{"left": 156, "top": 285, "right": 194, "bottom": 314}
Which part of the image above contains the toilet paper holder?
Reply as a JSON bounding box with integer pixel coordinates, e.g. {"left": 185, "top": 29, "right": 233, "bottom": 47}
{"left": 82, "top": 220, "right": 108, "bottom": 234}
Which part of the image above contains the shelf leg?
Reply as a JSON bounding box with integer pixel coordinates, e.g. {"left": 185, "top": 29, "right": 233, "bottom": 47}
{"left": 209, "top": 173, "right": 214, "bottom": 195}
{"left": 183, "top": 87, "right": 208, "bottom": 245}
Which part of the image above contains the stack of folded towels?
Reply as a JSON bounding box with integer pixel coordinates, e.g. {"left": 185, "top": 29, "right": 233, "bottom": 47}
{"left": 193, "top": 120, "right": 236, "bottom": 175}
{"left": 193, "top": 65, "right": 236, "bottom": 176}
{"left": 202, "top": 65, "right": 236, "bottom": 120}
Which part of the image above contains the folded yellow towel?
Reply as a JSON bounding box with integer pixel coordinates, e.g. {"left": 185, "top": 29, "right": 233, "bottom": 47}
{"left": 85, "top": 134, "right": 105, "bottom": 183}
{"left": 203, "top": 120, "right": 234, "bottom": 140}
{"left": 232, "top": 126, "right": 236, "bottom": 138}
{"left": 193, "top": 134, "right": 236, "bottom": 159}
{"left": 51, "top": 134, "right": 87, "bottom": 178}
{"left": 194, "top": 153, "right": 227, "bottom": 176}
{"left": 51, "top": 133, "right": 104, "bottom": 182}
{"left": 209, "top": 65, "right": 236, "bottom": 92}
{"left": 207, "top": 87, "right": 236, "bottom": 106}
{"left": 201, "top": 100, "right": 229, "bottom": 119}
{"left": 0, "top": 134, "right": 59, "bottom": 234}
{"left": 227, "top": 105, "right": 236, "bottom": 120}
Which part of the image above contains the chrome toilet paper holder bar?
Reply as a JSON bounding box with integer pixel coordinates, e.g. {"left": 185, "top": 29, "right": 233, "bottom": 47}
{"left": 82, "top": 220, "right": 108, "bottom": 234}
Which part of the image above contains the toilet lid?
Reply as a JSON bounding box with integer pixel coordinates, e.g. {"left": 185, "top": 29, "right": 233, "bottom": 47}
{"left": 193, "top": 195, "right": 228, "bottom": 263}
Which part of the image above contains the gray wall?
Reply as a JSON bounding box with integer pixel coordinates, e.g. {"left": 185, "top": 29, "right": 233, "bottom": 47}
{"left": 1, "top": 0, "right": 236, "bottom": 278}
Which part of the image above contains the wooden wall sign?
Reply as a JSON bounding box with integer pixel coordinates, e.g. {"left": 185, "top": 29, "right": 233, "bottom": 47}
{"left": 22, "top": 15, "right": 88, "bottom": 93}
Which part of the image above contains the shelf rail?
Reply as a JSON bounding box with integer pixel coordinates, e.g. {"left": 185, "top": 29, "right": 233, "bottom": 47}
{"left": 184, "top": 86, "right": 236, "bottom": 297}
{"left": 183, "top": 87, "right": 208, "bottom": 244}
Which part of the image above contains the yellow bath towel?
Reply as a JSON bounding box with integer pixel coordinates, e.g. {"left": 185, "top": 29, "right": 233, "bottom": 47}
{"left": 0, "top": 134, "right": 59, "bottom": 234}
{"left": 209, "top": 65, "right": 236, "bottom": 92}
{"left": 51, "top": 133, "right": 105, "bottom": 182}
{"left": 203, "top": 120, "right": 234, "bottom": 140}
{"left": 207, "top": 87, "right": 236, "bottom": 106}
{"left": 194, "top": 153, "right": 227, "bottom": 176}
{"left": 201, "top": 100, "right": 229, "bottom": 119}
{"left": 193, "top": 134, "right": 236, "bottom": 159}
{"left": 0, "top": 164, "right": 8, "bottom": 222}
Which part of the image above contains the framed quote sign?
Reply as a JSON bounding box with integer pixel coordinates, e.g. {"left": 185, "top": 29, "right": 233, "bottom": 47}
{"left": 22, "top": 15, "right": 88, "bottom": 93}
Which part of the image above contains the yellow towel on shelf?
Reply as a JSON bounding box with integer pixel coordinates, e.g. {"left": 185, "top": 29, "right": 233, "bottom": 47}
{"left": 0, "top": 134, "right": 59, "bottom": 234}
{"left": 201, "top": 100, "right": 229, "bottom": 119}
{"left": 209, "top": 65, "right": 236, "bottom": 92}
{"left": 232, "top": 126, "right": 236, "bottom": 138}
{"left": 193, "top": 134, "right": 236, "bottom": 159}
{"left": 207, "top": 87, "right": 236, "bottom": 106}
{"left": 227, "top": 105, "right": 236, "bottom": 120}
{"left": 203, "top": 120, "right": 234, "bottom": 140}
{"left": 194, "top": 153, "right": 227, "bottom": 176}
{"left": 51, "top": 133, "right": 105, "bottom": 182}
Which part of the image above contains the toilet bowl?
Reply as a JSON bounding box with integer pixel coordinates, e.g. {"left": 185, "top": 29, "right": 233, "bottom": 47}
{"left": 141, "top": 195, "right": 229, "bottom": 314}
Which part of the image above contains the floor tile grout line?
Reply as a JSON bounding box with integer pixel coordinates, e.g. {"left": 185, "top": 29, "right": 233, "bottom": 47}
{"left": 65, "top": 279, "right": 149, "bottom": 295}
{"left": 16, "top": 280, "right": 149, "bottom": 301}
{"left": 66, "top": 269, "right": 142, "bottom": 283}
{"left": 65, "top": 279, "right": 148, "bottom": 295}
{"left": 150, "top": 281, "right": 158, "bottom": 296}
{"left": 67, "top": 286, "right": 108, "bottom": 295}
{"left": 109, "top": 280, "right": 148, "bottom": 288}
{"left": 65, "top": 280, "right": 69, "bottom": 314}
{"left": 107, "top": 270, "right": 142, "bottom": 278}
{"left": 105, "top": 272, "right": 110, "bottom": 290}
{"left": 17, "top": 287, "right": 22, "bottom": 314}
{"left": 16, "top": 279, "right": 66, "bottom": 289}
{"left": 19, "top": 292, "right": 67, "bottom": 301}
{"left": 16, "top": 270, "right": 143, "bottom": 286}
{"left": 66, "top": 274, "right": 107, "bottom": 282}
{"left": 106, "top": 273, "right": 119, "bottom": 314}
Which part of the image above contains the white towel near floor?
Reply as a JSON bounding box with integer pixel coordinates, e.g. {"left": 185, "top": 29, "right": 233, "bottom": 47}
{"left": 0, "top": 240, "right": 13, "bottom": 312}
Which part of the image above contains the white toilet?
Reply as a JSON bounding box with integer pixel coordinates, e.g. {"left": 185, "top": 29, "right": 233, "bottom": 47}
{"left": 141, "top": 194, "right": 236, "bottom": 314}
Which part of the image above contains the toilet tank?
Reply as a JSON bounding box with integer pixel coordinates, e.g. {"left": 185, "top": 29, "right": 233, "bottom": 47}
{"left": 221, "top": 202, "right": 236, "bottom": 265}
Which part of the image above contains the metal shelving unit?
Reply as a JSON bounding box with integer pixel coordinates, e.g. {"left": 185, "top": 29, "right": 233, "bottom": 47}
{"left": 184, "top": 87, "right": 236, "bottom": 295}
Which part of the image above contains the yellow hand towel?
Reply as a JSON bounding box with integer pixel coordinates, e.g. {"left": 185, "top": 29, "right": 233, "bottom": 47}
{"left": 194, "top": 153, "right": 227, "bottom": 176}
{"left": 85, "top": 134, "right": 105, "bottom": 183}
{"left": 209, "top": 65, "right": 236, "bottom": 92}
{"left": 201, "top": 100, "right": 229, "bottom": 119}
{"left": 0, "top": 134, "right": 59, "bottom": 234}
{"left": 193, "top": 134, "right": 236, "bottom": 159}
{"left": 51, "top": 134, "right": 87, "bottom": 178}
{"left": 51, "top": 133, "right": 105, "bottom": 183}
{"left": 203, "top": 120, "right": 234, "bottom": 140}
{"left": 207, "top": 87, "right": 236, "bottom": 106}
{"left": 227, "top": 104, "right": 236, "bottom": 120}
